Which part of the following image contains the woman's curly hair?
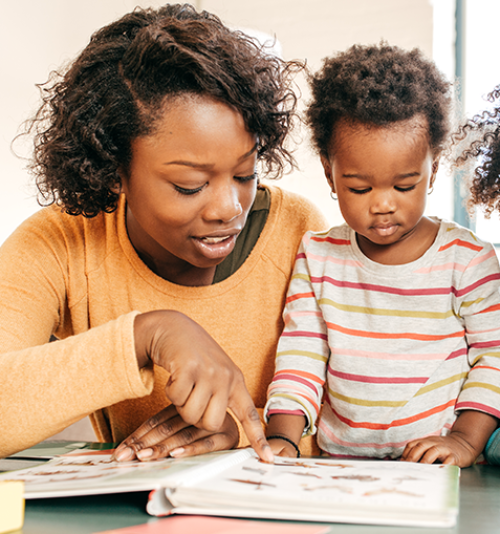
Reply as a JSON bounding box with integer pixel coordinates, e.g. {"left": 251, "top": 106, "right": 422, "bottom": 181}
{"left": 306, "top": 43, "right": 452, "bottom": 158}
{"left": 453, "top": 85, "right": 500, "bottom": 216}
{"left": 28, "top": 4, "right": 300, "bottom": 217}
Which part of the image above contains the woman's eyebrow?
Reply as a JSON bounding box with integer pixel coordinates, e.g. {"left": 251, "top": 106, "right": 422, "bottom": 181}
{"left": 162, "top": 143, "right": 259, "bottom": 169}
{"left": 162, "top": 160, "right": 214, "bottom": 169}
{"left": 239, "top": 142, "right": 259, "bottom": 161}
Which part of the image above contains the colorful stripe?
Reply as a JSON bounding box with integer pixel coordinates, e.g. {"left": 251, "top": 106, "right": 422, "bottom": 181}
{"left": 439, "top": 239, "right": 482, "bottom": 252}
{"left": 328, "top": 399, "right": 456, "bottom": 430}
{"left": 319, "top": 297, "right": 455, "bottom": 320}
{"left": 325, "top": 320, "right": 464, "bottom": 341}
{"left": 327, "top": 366, "right": 428, "bottom": 384}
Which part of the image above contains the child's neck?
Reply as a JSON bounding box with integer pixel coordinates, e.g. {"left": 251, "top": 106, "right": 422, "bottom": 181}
{"left": 356, "top": 216, "right": 440, "bottom": 265}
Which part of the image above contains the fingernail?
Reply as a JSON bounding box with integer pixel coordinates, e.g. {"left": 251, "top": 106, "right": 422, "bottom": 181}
{"left": 137, "top": 448, "right": 153, "bottom": 461}
{"left": 113, "top": 447, "right": 134, "bottom": 462}
{"left": 170, "top": 448, "right": 185, "bottom": 458}
{"left": 263, "top": 445, "right": 274, "bottom": 464}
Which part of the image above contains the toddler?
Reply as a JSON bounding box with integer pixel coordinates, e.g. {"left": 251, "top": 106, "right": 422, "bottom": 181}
{"left": 265, "top": 44, "right": 500, "bottom": 468}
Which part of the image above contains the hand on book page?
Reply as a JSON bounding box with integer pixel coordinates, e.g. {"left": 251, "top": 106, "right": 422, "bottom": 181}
{"left": 95, "top": 515, "right": 329, "bottom": 534}
{"left": 112, "top": 406, "right": 239, "bottom": 462}
{"left": 130, "top": 311, "right": 273, "bottom": 464}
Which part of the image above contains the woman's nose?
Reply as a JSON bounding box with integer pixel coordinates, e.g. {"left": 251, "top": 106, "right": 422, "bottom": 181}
{"left": 204, "top": 182, "right": 243, "bottom": 223}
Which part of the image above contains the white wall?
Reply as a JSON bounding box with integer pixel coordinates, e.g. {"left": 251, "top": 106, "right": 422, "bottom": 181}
{"left": 1, "top": 0, "right": 437, "bottom": 247}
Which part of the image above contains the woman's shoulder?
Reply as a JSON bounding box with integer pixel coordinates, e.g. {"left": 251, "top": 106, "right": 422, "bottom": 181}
{"left": 1, "top": 203, "right": 117, "bottom": 261}
{"left": 266, "top": 184, "right": 328, "bottom": 233}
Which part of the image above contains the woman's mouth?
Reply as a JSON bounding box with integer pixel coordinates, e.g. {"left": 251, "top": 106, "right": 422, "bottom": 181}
{"left": 192, "top": 234, "right": 238, "bottom": 260}
{"left": 199, "top": 236, "right": 231, "bottom": 244}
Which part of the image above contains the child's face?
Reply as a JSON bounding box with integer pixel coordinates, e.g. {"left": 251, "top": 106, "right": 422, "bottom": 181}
{"left": 321, "top": 116, "right": 437, "bottom": 263}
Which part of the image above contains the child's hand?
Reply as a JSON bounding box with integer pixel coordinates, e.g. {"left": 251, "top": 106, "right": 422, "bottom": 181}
{"left": 267, "top": 436, "right": 300, "bottom": 458}
{"left": 401, "top": 411, "right": 498, "bottom": 468}
{"left": 400, "top": 434, "right": 477, "bottom": 468}
{"left": 265, "top": 414, "right": 306, "bottom": 458}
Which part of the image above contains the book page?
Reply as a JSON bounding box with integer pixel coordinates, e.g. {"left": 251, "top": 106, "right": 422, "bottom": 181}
{"left": 168, "top": 454, "right": 459, "bottom": 527}
{"left": 0, "top": 449, "right": 229, "bottom": 498}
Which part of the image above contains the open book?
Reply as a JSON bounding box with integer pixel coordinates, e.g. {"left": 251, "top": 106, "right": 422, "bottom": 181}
{"left": 0, "top": 448, "right": 459, "bottom": 528}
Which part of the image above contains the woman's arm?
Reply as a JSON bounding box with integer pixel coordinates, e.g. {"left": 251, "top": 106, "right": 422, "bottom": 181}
{"left": 0, "top": 212, "right": 271, "bottom": 461}
{"left": 113, "top": 310, "right": 273, "bottom": 463}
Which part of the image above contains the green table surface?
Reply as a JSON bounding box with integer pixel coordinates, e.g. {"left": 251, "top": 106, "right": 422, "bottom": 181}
{"left": 10, "top": 464, "right": 500, "bottom": 534}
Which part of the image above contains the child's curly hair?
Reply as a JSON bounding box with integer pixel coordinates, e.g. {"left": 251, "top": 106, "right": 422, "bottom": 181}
{"left": 27, "top": 4, "right": 300, "bottom": 217}
{"left": 306, "top": 43, "right": 452, "bottom": 158}
{"left": 453, "top": 85, "right": 500, "bottom": 216}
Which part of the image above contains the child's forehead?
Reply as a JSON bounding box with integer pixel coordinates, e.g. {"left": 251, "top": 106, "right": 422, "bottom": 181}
{"left": 330, "top": 116, "right": 431, "bottom": 151}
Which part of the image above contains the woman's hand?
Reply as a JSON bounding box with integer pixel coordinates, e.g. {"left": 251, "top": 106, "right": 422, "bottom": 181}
{"left": 112, "top": 405, "right": 239, "bottom": 461}
{"left": 130, "top": 310, "right": 273, "bottom": 463}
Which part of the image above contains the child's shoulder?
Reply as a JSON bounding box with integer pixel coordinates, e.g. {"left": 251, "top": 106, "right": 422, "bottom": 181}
{"left": 302, "top": 223, "right": 351, "bottom": 249}
{"left": 434, "top": 218, "right": 496, "bottom": 259}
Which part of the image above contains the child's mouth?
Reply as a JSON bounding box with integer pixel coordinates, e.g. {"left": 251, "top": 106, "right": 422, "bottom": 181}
{"left": 372, "top": 224, "right": 398, "bottom": 237}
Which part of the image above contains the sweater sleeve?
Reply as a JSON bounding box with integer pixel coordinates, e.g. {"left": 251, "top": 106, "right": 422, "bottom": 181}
{"left": 0, "top": 213, "right": 153, "bottom": 457}
{"left": 455, "top": 241, "right": 500, "bottom": 419}
{"left": 264, "top": 232, "right": 329, "bottom": 435}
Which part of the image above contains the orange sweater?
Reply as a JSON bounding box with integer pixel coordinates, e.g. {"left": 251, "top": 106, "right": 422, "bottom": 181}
{"left": 0, "top": 185, "right": 326, "bottom": 457}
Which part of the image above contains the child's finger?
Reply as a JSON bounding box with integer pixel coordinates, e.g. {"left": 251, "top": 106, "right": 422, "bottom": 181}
{"left": 418, "top": 446, "right": 444, "bottom": 464}
{"left": 400, "top": 440, "right": 419, "bottom": 460}
{"left": 401, "top": 439, "right": 427, "bottom": 462}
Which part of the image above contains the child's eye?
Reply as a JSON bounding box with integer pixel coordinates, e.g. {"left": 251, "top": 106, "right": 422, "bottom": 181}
{"left": 235, "top": 173, "right": 257, "bottom": 183}
{"left": 174, "top": 184, "right": 206, "bottom": 195}
{"left": 395, "top": 185, "right": 416, "bottom": 192}
{"left": 349, "top": 188, "right": 371, "bottom": 194}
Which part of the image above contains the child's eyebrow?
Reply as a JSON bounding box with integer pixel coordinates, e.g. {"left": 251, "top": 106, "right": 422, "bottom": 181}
{"left": 397, "top": 172, "right": 421, "bottom": 178}
{"left": 341, "top": 172, "right": 421, "bottom": 179}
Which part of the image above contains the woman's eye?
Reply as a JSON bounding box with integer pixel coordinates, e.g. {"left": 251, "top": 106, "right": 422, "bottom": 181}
{"left": 174, "top": 184, "right": 205, "bottom": 195}
{"left": 395, "top": 185, "right": 416, "bottom": 192}
{"left": 235, "top": 173, "right": 257, "bottom": 183}
{"left": 349, "top": 188, "right": 371, "bottom": 194}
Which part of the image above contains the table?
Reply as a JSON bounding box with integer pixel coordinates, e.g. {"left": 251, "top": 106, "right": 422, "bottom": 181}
{"left": 13, "top": 464, "right": 500, "bottom": 534}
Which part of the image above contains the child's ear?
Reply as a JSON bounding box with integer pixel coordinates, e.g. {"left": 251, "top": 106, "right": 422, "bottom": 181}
{"left": 430, "top": 159, "right": 439, "bottom": 189}
{"left": 320, "top": 154, "right": 335, "bottom": 193}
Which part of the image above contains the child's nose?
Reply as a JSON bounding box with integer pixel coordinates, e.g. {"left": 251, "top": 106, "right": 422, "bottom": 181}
{"left": 370, "top": 192, "right": 396, "bottom": 214}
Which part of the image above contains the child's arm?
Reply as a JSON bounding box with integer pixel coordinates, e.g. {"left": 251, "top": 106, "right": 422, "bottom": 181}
{"left": 266, "top": 413, "right": 307, "bottom": 457}
{"left": 401, "top": 410, "right": 498, "bottom": 467}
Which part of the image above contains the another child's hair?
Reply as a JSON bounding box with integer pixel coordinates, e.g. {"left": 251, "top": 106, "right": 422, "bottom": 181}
{"left": 306, "top": 43, "right": 452, "bottom": 158}
{"left": 453, "top": 85, "right": 500, "bottom": 215}
{"left": 27, "top": 3, "right": 300, "bottom": 217}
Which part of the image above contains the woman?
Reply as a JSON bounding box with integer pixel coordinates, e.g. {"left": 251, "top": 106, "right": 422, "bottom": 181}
{"left": 0, "top": 4, "right": 326, "bottom": 460}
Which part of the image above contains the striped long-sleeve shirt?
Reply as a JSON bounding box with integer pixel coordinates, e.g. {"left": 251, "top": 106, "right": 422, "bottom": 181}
{"left": 265, "top": 219, "right": 500, "bottom": 459}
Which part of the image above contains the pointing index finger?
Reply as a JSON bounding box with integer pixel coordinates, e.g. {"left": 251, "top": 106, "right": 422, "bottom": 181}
{"left": 229, "top": 388, "right": 274, "bottom": 463}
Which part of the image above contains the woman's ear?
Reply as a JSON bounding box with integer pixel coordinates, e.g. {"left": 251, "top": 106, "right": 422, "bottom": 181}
{"left": 320, "top": 154, "right": 335, "bottom": 193}
{"left": 112, "top": 169, "right": 125, "bottom": 194}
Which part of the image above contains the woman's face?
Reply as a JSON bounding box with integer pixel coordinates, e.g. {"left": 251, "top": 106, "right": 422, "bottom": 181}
{"left": 121, "top": 95, "right": 258, "bottom": 285}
